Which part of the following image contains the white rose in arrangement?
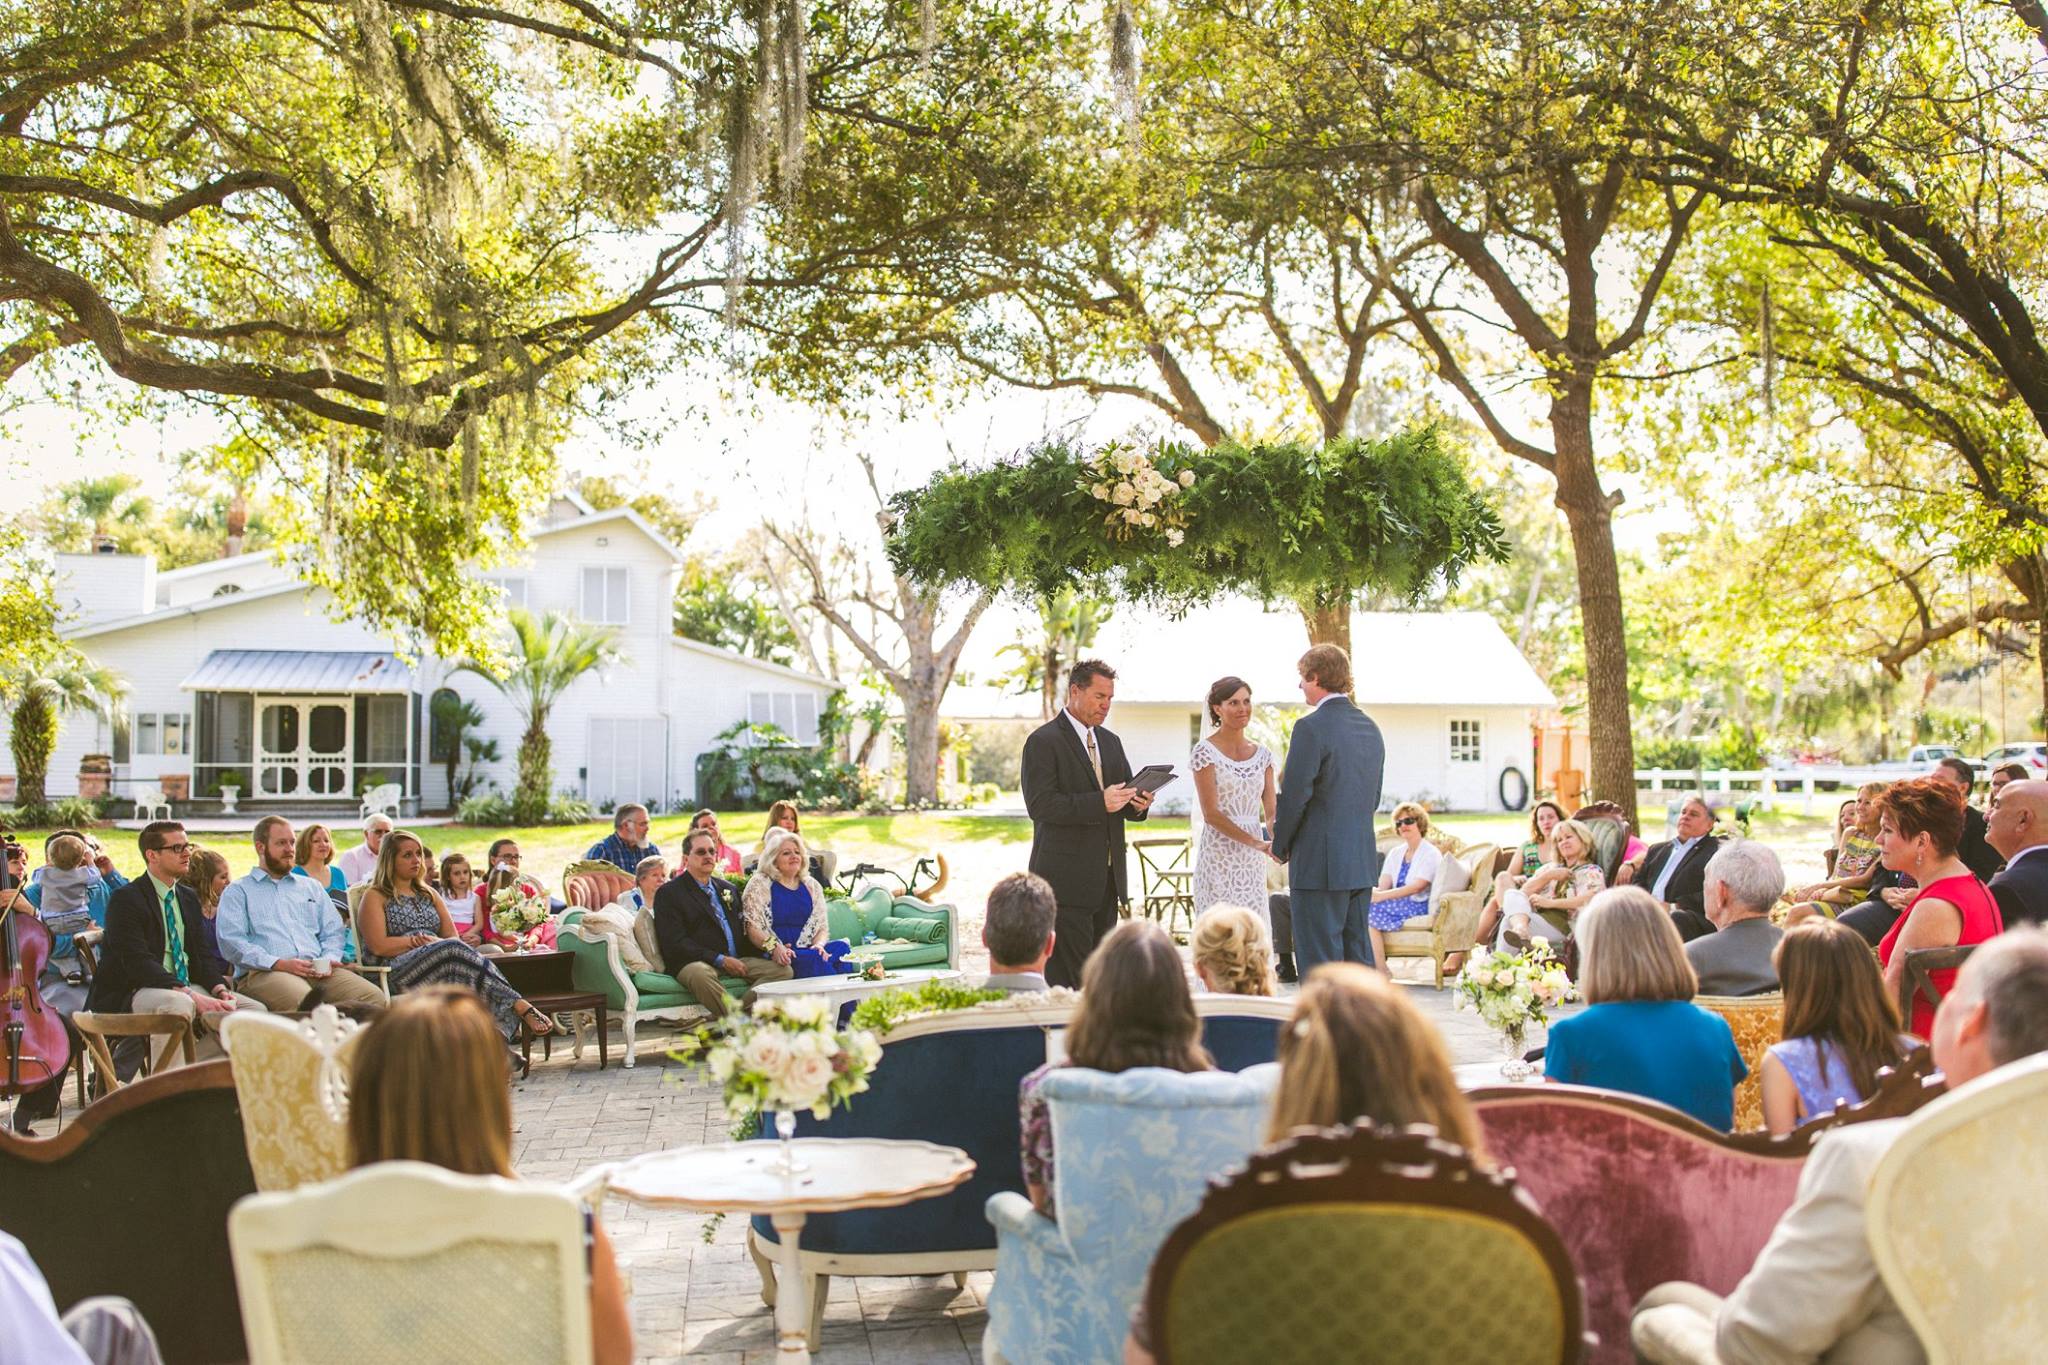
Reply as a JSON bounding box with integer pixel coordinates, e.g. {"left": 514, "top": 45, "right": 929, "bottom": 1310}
{"left": 1112, "top": 481, "right": 1136, "bottom": 505}
{"left": 1139, "top": 511, "right": 1156, "bottom": 526}
{"left": 1123, "top": 507, "right": 1143, "bottom": 523}
{"left": 778, "top": 996, "right": 829, "bottom": 1027}
{"left": 786, "top": 1052, "right": 835, "bottom": 1099}
{"left": 741, "top": 1028, "right": 793, "bottom": 1078}
{"left": 1092, "top": 483, "right": 1110, "bottom": 500}
{"left": 1166, "top": 528, "right": 1185, "bottom": 547}
{"left": 1178, "top": 469, "right": 1196, "bottom": 487}
{"left": 709, "top": 1050, "right": 737, "bottom": 1083}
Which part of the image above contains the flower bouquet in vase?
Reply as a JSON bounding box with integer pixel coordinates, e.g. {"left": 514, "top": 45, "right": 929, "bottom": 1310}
{"left": 1452, "top": 941, "right": 1573, "bottom": 1081}
{"left": 490, "top": 881, "right": 550, "bottom": 952}
{"left": 673, "top": 996, "right": 883, "bottom": 1176}
{"left": 845, "top": 952, "right": 887, "bottom": 982}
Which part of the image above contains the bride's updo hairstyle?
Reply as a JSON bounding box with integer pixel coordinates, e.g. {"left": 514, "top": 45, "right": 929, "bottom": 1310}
{"left": 1192, "top": 905, "right": 1276, "bottom": 996}
{"left": 1206, "top": 675, "right": 1251, "bottom": 725}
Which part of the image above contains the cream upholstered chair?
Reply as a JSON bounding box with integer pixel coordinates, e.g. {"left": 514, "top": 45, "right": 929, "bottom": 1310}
{"left": 1868, "top": 1051, "right": 2048, "bottom": 1364}
{"left": 230, "top": 1160, "right": 592, "bottom": 1365}
{"left": 221, "top": 1006, "right": 361, "bottom": 1191}
{"left": 1380, "top": 842, "right": 1494, "bottom": 987}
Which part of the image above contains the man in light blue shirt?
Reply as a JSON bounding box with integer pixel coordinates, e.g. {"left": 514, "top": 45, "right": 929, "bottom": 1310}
{"left": 217, "top": 816, "right": 387, "bottom": 1013}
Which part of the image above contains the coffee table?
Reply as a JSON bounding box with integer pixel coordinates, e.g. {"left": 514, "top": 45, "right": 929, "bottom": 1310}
{"left": 750, "top": 965, "right": 961, "bottom": 1020}
{"left": 494, "top": 949, "right": 609, "bottom": 1070}
{"left": 605, "top": 1138, "right": 974, "bottom": 1362}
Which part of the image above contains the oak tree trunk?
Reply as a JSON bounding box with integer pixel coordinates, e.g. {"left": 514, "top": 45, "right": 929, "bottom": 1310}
{"left": 1549, "top": 378, "right": 1639, "bottom": 827}
{"left": 1300, "top": 599, "right": 1352, "bottom": 654}
{"left": 902, "top": 693, "right": 942, "bottom": 806}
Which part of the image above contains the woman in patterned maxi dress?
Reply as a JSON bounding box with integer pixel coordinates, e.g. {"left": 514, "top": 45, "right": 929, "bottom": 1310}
{"left": 1191, "top": 676, "right": 1278, "bottom": 924}
{"left": 357, "top": 831, "right": 557, "bottom": 1045}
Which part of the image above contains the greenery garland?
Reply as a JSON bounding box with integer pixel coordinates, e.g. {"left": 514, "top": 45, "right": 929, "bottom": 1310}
{"left": 884, "top": 431, "right": 1508, "bottom": 611}
{"left": 848, "top": 981, "right": 1011, "bottom": 1034}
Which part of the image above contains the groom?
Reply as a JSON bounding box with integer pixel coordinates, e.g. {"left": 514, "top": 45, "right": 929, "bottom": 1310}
{"left": 1271, "top": 643, "right": 1385, "bottom": 977}
{"left": 1021, "top": 658, "right": 1152, "bottom": 988}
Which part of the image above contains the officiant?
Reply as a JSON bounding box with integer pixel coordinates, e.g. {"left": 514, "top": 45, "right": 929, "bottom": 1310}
{"left": 1021, "top": 659, "right": 1153, "bottom": 987}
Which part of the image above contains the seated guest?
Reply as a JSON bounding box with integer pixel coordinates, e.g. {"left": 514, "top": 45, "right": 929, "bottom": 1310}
{"left": 178, "top": 847, "right": 236, "bottom": 984}
{"left": 1368, "top": 803, "right": 1439, "bottom": 976}
{"left": 584, "top": 803, "right": 659, "bottom": 876}
{"left": 653, "top": 829, "right": 792, "bottom": 1014}
{"left": 1684, "top": 841, "right": 1785, "bottom": 997}
{"left": 1873, "top": 777, "right": 2004, "bottom": 1039}
{"left": 20, "top": 833, "right": 114, "bottom": 966}
{"left": 478, "top": 840, "right": 560, "bottom": 948}
{"left": 1785, "top": 782, "right": 1888, "bottom": 923}
{"left": 346, "top": 988, "right": 631, "bottom": 1365}
{"left": 1122, "top": 960, "right": 1482, "bottom": 1365}
{"left": 740, "top": 829, "right": 851, "bottom": 979}
{"left": 1465, "top": 799, "right": 1565, "bottom": 968}
{"left": 1632, "top": 927, "right": 2048, "bottom": 1365}
{"left": 483, "top": 837, "right": 566, "bottom": 919}
{"left": 1619, "top": 795, "right": 1723, "bottom": 940}
{"left": 436, "top": 853, "right": 487, "bottom": 947}
{"left": 1494, "top": 818, "right": 1606, "bottom": 950}
{"left": 1191, "top": 905, "right": 1276, "bottom": 996}
{"left": 743, "top": 799, "right": 831, "bottom": 882}
{"left": 1985, "top": 778, "right": 2048, "bottom": 928}
{"left": 1021, "top": 920, "right": 1213, "bottom": 1218}
{"left": 335, "top": 814, "right": 392, "bottom": 887}
{"left": 1934, "top": 755, "right": 2003, "bottom": 880}
{"left": 357, "top": 830, "right": 558, "bottom": 1047}
{"left": 217, "top": 816, "right": 387, "bottom": 1013}
{"left": 293, "top": 822, "right": 360, "bottom": 963}
{"left": 1759, "top": 920, "right": 1913, "bottom": 1136}
{"left": 1989, "top": 760, "right": 2029, "bottom": 798}
{"left": 1, "top": 1229, "right": 165, "bottom": 1365}
{"left": 687, "top": 808, "right": 744, "bottom": 877}
{"left": 85, "top": 821, "right": 266, "bottom": 1067}
{"left": 977, "top": 871, "right": 1058, "bottom": 993}
{"left": 1542, "top": 887, "right": 1747, "bottom": 1129}
{"left": 614, "top": 855, "right": 667, "bottom": 914}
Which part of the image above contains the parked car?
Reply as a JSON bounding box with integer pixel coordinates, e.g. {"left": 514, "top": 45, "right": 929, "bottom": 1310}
{"left": 1977, "top": 742, "right": 2048, "bottom": 777}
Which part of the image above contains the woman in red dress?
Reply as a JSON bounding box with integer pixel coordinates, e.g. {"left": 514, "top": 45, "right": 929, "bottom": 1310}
{"left": 1873, "top": 777, "right": 2004, "bottom": 1038}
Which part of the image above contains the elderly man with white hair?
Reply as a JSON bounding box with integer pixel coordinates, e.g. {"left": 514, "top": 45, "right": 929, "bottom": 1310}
{"left": 1683, "top": 841, "right": 1786, "bottom": 997}
{"left": 335, "top": 814, "right": 393, "bottom": 887}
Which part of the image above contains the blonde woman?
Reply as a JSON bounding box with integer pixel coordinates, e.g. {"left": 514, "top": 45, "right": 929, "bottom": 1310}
{"left": 1368, "top": 803, "right": 1440, "bottom": 974}
{"left": 1543, "top": 887, "right": 1747, "bottom": 1129}
{"left": 1494, "top": 818, "right": 1606, "bottom": 951}
{"left": 740, "top": 828, "right": 851, "bottom": 978}
{"left": 1190, "top": 905, "right": 1276, "bottom": 996}
{"left": 180, "top": 846, "right": 236, "bottom": 984}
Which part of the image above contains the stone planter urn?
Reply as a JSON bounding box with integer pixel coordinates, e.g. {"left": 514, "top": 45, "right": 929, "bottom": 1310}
{"left": 217, "top": 782, "right": 242, "bottom": 815}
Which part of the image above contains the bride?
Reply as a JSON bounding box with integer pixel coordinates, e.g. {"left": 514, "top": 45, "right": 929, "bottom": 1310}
{"left": 1191, "top": 675, "right": 1277, "bottom": 923}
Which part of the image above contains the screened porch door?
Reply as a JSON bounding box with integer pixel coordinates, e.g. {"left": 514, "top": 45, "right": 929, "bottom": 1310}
{"left": 255, "top": 696, "right": 352, "bottom": 798}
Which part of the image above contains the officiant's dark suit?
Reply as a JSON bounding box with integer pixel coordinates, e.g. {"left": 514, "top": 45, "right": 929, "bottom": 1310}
{"left": 1023, "top": 662, "right": 1149, "bottom": 988}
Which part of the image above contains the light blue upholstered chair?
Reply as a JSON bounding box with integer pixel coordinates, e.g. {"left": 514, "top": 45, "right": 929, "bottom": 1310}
{"left": 983, "top": 1063, "right": 1279, "bottom": 1365}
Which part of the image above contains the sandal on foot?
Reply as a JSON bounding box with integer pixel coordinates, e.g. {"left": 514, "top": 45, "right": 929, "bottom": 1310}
{"left": 518, "top": 1006, "right": 557, "bottom": 1039}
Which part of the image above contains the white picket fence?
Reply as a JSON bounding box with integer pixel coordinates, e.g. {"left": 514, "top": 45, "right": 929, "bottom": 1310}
{"left": 1634, "top": 766, "right": 1907, "bottom": 816}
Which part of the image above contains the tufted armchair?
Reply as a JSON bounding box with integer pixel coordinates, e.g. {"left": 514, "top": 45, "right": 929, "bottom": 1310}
{"left": 983, "top": 1063, "right": 1279, "bottom": 1365}
{"left": 220, "top": 1005, "right": 362, "bottom": 1191}
{"left": 1869, "top": 1051, "right": 2048, "bottom": 1363}
{"left": 1144, "top": 1125, "right": 1588, "bottom": 1364}
{"left": 1693, "top": 994, "right": 1783, "bottom": 1132}
{"left": 561, "top": 865, "right": 634, "bottom": 912}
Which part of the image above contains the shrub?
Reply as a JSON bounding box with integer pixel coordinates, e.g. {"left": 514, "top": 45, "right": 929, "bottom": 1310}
{"left": 698, "top": 721, "right": 869, "bottom": 810}
{"left": 0, "top": 797, "right": 103, "bottom": 829}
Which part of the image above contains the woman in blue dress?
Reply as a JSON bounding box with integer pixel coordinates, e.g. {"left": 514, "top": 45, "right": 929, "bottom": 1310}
{"left": 1367, "top": 803, "right": 1442, "bottom": 976}
{"left": 740, "top": 829, "right": 851, "bottom": 978}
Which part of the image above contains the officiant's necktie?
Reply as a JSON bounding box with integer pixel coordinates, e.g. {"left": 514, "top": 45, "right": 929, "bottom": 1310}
{"left": 1086, "top": 729, "right": 1104, "bottom": 787}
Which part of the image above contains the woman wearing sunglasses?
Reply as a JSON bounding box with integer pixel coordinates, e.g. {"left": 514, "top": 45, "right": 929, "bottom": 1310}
{"left": 1367, "top": 803, "right": 1439, "bottom": 976}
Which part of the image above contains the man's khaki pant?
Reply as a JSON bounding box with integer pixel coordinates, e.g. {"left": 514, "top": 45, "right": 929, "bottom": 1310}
{"left": 675, "top": 957, "right": 792, "bottom": 1014}
{"left": 127, "top": 987, "right": 268, "bottom": 1070}
{"left": 236, "top": 965, "right": 388, "bottom": 1014}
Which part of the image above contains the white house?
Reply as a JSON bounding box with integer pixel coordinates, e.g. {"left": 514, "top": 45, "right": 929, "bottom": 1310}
{"left": 950, "top": 602, "right": 1557, "bottom": 813}
{"left": 7, "top": 494, "right": 837, "bottom": 815}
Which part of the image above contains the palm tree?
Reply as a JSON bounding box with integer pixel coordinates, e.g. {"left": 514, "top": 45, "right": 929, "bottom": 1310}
{"left": 459, "top": 609, "right": 621, "bottom": 823}
{"left": 50, "top": 474, "right": 155, "bottom": 550}
{"left": 4, "top": 648, "right": 127, "bottom": 809}
{"left": 999, "top": 591, "right": 1114, "bottom": 720}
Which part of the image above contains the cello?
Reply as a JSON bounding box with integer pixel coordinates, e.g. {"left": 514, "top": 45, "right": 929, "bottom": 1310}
{"left": 1, "top": 831, "right": 70, "bottom": 1098}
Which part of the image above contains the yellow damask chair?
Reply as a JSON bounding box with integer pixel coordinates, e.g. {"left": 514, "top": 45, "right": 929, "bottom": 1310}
{"left": 221, "top": 1005, "right": 362, "bottom": 1191}
{"left": 1868, "top": 1051, "right": 2048, "bottom": 1365}
{"left": 1694, "top": 994, "right": 1783, "bottom": 1132}
{"left": 1142, "top": 1124, "right": 1590, "bottom": 1365}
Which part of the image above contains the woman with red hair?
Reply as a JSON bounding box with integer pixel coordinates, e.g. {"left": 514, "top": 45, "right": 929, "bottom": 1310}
{"left": 1872, "top": 777, "right": 2004, "bottom": 1038}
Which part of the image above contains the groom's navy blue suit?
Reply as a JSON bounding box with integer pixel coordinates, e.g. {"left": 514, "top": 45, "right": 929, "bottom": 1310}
{"left": 1271, "top": 693, "right": 1385, "bottom": 975}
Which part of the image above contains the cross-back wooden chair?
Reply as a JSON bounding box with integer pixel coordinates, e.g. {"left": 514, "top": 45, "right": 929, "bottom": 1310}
{"left": 1897, "top": 943, "right": 1977, "bottom": 1033}
{"left": 1131, "top": 838, "right": 1195, "bottom": 934}
{"left": 70, "top": 1010, "right": 196, "bottom": 1094}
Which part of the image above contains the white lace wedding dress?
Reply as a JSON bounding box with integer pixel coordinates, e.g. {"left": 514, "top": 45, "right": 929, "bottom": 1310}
{"left": 1190, "top": 737, "right": 1275, "bottom": 923}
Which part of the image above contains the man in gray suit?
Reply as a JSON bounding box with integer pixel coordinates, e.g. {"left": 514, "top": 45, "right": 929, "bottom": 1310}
{"left": 1271, "top": 644, "right": 1385, "bottom": 976}
{"left": 1684, "top": 841, "right": 1786, "bottom": 997}
{"left": 975, "top": 872, "right": 1057, "bottom": 994}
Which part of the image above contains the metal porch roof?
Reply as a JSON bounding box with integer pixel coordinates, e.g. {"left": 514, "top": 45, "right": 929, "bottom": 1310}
{"left": 179, "top": 650, "right": 416, "bottom": 694}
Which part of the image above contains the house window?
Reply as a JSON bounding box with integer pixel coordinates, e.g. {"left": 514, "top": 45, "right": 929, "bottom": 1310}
{"left": 1449, "top": 718, "right": 1483, "bottom": 764}
{"left": 492, "top": 576, "right": 529, "bottom": 609}
{"left": 427, "top": 687, "right": 461, "bottom": 763}
{"left": 748, "top": 691, "right": 820, "bottom": 745}
{"left": 580, "top": 566, "right": 630, "bottom": 624}
{"left": 133, "top": 711, "right": 193, "bottom": 757}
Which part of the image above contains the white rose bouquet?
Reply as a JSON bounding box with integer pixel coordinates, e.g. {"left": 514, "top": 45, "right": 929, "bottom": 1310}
{"left": 489, "top": 880, "right": 550, "bottom": 946}
{"left": 1080, "top": 442, "right": 1196, "bottom": 546}
{"left": 673, "top": 996, "right": 883, "bottom": 1131}
{"left": 1453, "top": 940, "right": 1573, "bottom": 1057}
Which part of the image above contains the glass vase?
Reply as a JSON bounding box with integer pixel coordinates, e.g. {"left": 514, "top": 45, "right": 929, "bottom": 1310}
{"left": 1499, "top": 1024, "right": 1534, "bottom": 1082}
{"left": 763, "top": 1108, "right": 809, "bottom": 1176}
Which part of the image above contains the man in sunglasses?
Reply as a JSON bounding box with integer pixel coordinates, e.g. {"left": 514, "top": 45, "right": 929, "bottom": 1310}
{"left": 86, "top": 822, "right": 265, "bottom": 1069}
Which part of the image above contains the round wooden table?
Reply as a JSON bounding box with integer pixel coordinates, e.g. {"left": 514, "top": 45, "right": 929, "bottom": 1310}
{"left": 606, "top": 1137, "right": 975, "bottom": 1362}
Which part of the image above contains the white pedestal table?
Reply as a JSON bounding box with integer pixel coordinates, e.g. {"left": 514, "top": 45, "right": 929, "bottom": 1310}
{"left": 605, "top": 1137, "right": 974, "bottom": 1362}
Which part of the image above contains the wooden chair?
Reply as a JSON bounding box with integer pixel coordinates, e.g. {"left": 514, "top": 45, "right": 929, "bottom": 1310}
{"left": 1143, "top": 1124, "right": 1589, "bottom": 1364}
{"left": 1868, "top": 1051, "right": 2048, "bottom": 1363}
{"left": 1897, "top": 942, "right": 1977, "bottom": 1031}
{"left": 71, "top": 1009, "right": 195, "bottom": 1092}
{"left": 342, "top": 884, "right": 393, "bottom": 1000}
{"left": 230, "top": 1160, "right": 593, "bottom": 1365}
{"left": 1693, "top": 993, "right": 1784, "bottom": 1132}
{"left": 1132, "top": 838, "right": 1195, "bottom": 933}
{"left": 0, "top": 1060, "right": 257, "bottom": 1364}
